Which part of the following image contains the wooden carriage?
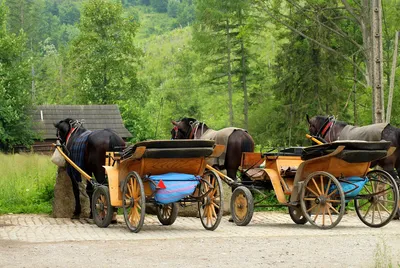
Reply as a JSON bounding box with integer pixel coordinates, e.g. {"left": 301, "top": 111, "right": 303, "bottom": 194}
{"left": 226, "top": 140, "right": 399, "bottom": 229}
{"left": 57, "top": 139, "right": 225, "bottom": 233}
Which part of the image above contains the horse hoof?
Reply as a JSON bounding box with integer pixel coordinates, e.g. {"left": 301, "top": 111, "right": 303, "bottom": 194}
{"left": 111, "top": 219, "right": 118, "bottom": 224}
{"left": 228, "top": 216, "right": 234, "bottom": 222}
{"left": 71, "top": 214, "right": 80, "bottom": 220}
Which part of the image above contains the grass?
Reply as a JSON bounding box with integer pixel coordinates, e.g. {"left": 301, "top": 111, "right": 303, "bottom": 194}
{"left": 373, "top": 237, "right": 400, "bottom": 268}
{"left": 0, "top": 153, "right": 57, "bottom": 215}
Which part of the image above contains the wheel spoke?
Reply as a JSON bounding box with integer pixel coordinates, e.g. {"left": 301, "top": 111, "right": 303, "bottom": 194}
{"left": 328, "top": 203, "right": 340, "bottom": 215}
{"left": 306, "top": 186, "right": 320, "bottom": 198}
{"left": 325, "top": 178, "right": 332, "bottom": 195}
{"left": 307, "top": 203, "right": 318, "bottom": 213}
{"left": 377, "top": 200, "right": 391, "bottom": 215}
{"left": 326, "top": 199, "right": 342, "bottom": 203}
{"left": 363, "top": 202, "right": 373, "bottom": 218}
{"left": 312, "top": 178, "right": 322, "bottom": 195}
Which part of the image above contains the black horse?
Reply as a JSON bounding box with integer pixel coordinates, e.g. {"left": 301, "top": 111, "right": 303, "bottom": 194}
{"left": 54, "top": 118, "right": 125, "bottom": 219}
{"left": 307, "top": 115, "right": 400, "bottom": 182}
{"left": 171, "top": 117, "right": 254, "bottom": 181}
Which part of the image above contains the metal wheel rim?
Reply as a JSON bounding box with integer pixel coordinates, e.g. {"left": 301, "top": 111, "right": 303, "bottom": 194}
{"left": 355, "top": 170, "right": 399, "bottom": 227}
{"left": 300, "top": 171, "right": 345, "bottom": 229}
{"left": 199, "top": 171, "right": 223, "bottom": 230}
{"left": 123, "top": 173, "right": 145, "bottom": 232}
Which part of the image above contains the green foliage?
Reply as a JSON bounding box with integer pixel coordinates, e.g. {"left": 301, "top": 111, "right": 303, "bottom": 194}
{"left": 0, "top": 153, "right": 56, "bottom": 214}
{"left": 0, "top": 1, "right": 35, "bottom": 151}
{"left": 67, "top": 0, "right": 146, "bottom": 105}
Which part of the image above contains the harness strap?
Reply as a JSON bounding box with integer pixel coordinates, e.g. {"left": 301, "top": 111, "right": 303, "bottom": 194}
{"left": 320, "top": 121, "right": 333, "bottom": 138}
{"left": 65, "top": 127, "right": 77, "bottom": 145}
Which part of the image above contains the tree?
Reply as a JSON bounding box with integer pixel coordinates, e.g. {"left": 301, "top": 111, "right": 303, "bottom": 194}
{"left": 0, "top": 1, "right": 34, "bottom": 151}
{"left": 193, "top": 0, "right": 256, "bottom": 128}
{"left": 67, "top": 0, "right": 146, "bottom": 104}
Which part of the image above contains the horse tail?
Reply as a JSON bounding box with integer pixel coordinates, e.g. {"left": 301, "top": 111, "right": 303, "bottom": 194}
{"left": 241, "top": 131, "right": 255, "bottom": 153}
{"left": 107, "top": 130, "right": 125, "bottom": 152}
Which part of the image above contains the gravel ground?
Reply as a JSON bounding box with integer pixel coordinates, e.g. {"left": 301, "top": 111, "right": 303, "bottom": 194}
{"left": 0, "top": 212, "right": 399, "bottom": 268}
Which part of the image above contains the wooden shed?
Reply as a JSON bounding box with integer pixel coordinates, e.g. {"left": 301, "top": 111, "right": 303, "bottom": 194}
{"left": 28, "top": 105, "right": 132, "bottom": 153}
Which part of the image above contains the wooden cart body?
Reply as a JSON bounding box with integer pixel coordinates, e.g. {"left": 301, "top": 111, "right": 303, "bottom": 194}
{"left": 229, "top": 140, "right": 399, "bottom": 228}
{"left": 101, "top": 139, "right": 225, "bottom": 232}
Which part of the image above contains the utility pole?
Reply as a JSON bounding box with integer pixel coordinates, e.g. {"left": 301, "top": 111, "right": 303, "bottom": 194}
{"left": 386, "top": 31, "right": 399, "bottom": 123}
{"left": 371, "top": 0, "right": 384, "bottom": 123}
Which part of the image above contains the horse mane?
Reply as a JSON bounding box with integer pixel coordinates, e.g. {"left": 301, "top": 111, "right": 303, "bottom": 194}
{"left": 314, "top": 115, "right": 347, "bottom": 127}
{"left": 180, "top": 117, "right": 208, "bottom": 128}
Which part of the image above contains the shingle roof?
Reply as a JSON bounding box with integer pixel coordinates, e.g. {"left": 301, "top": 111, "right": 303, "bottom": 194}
{"left": 31, "top": 105, "right": 133, "bottom": 139}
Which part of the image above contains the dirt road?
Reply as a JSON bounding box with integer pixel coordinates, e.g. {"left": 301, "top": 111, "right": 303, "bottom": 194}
{"left": 1, "top": 212, "right": 399, "bottom": 268}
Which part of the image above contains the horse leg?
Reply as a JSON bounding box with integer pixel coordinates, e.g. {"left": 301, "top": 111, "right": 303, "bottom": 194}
{"left": 70, "top": 178, "right": 81, "bottom": 219}
{"left": 85, "top": 180, "right": 94, "bottom": 219}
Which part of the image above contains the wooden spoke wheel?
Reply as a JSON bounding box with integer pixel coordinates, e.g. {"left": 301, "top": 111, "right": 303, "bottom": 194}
{"left": 300, "top": 171, "right": 345, "bottom": 229}
{"left": 198, "top": 170, "right": 224, "bottom": 231}
{"left": 355, "top": 170, "right": 399, "bottom": 228}
{"left": 230, "top": 186, "right": 254, "bottom": 226}
{"left": 122, "top": 172, "right": 146, "bottom": 233}
{"left": 288, "top": 205, "right": 308, "bottom": 225}
{"left": 156, "top": 203, "right": 179, "bottom": 225}
{"left": 92, "top": 185, "right": 114, "bottom": 228}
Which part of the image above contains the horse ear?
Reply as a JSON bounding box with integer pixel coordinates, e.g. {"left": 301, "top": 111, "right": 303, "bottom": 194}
{"left": 171, "top": 120, "right": 178, "bottom": 126}
{"left": 306, "top": 114, "right": 310, "bottom": 124}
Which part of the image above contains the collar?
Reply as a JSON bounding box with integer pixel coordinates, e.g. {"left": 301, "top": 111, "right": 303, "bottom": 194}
{"left": 188, "top": 123, "right": 199, "bottom": 139}
{"left": 65, "top": 127, "right": 77, "bottom": 145}
{"left": 320, "top": 121, "right": 333, "bottom": 138}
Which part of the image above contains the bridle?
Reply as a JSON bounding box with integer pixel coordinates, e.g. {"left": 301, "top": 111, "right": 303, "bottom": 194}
{"left": 57, "top": 120, "right": 83, "bottom": 146}
{"left": 315, "top": 115, "right": 336, "bottom": 140}
{"left": 172, "top": 120, "right": 204, "bottom": 139}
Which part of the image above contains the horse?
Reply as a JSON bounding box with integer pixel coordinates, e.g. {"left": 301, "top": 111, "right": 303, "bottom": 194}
{"left": 306, "top": 115, "right": 400, "bottom": 182}
{"left": 171, "top": 117, "right": 255, "bottom": 181}
{"left": 54, "top": 118, "right": 126, "bottom": 219}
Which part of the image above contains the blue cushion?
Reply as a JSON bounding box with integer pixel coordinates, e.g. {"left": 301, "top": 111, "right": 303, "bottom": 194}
{"left": 149, "top": 173, "right": 200, "bottom": 204}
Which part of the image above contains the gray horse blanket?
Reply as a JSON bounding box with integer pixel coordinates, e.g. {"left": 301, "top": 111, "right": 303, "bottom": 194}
{"left": 338, "top": 123, "right": 388, "bottom": 141}
{"left": 200, "top": 127, "right": 242, "bottom": 166}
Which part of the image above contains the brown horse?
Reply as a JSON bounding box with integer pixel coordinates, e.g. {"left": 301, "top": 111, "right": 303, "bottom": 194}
{"left": 54, "top": 118, "right": 125, "bottom": 219}
{"left": 306, "top": 115, "right": 400, "bottom": 183}
{"left": 171, "top": 117, "right": 254, "bottom": 181}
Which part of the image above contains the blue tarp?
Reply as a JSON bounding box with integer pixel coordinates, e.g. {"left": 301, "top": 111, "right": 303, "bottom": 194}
{"left": 66, "top": 130, "right": 92, "bottom": 182}
{"left": 329, "top": 176, "right": 368, "bottom": 199}
{"left": 149, "top": 173, "right": 200, "bottom": 204}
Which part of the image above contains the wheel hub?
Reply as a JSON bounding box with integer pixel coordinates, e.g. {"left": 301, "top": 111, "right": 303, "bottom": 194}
{"left": 315, "top": 196, "right": 327, "bottom": 205}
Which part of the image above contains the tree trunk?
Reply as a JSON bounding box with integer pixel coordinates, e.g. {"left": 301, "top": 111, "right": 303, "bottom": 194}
{"left": 371, "top": 0, "right": 384, "bottom": 123}
{"left": 226, "top": 20, "right": 234, "bottom": 126}
{"left": 386, "top": 31, "right": 399, "bottom": 123}
{"left": 239, "top": 10, "right": 249, "bottom": 130}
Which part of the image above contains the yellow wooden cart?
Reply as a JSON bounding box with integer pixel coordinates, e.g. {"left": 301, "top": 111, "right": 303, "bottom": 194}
{"left": 209, "top": 138, "right": 399, "bottom": 229}
{"left": 57, "top": 140, "right": 225, "bottom": 233}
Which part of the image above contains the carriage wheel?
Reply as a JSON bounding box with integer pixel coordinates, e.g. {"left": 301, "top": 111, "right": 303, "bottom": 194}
{"left": 230, "top": 186, "right": 254, "bottom": 226}
{"left": 288, "top": 205, "right": 308, "bottom": 225}
{"left": 122, "top": 172, "right": 146, "bottom": 233}
{"left": 300, "top": 171, "right": 345, "bottom": 229}
{"left": 92, "top": 185, "right": 114, "bottom": 228}
{"left": 156, "top": 203, "right": 179, "bottom": 225}
{"left": 198, "top": 170, "right": 224, "bottom": 231}
{"left": 355, "top": 170, "right": 399, "bottom": 228}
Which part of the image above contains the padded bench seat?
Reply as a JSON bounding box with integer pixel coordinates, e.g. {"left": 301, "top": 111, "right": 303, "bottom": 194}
{"left": 122, "top": 139, "right": 215, "bottom": 159}
{"left": 301, "top": 141, "right": 391, "bottom": 163}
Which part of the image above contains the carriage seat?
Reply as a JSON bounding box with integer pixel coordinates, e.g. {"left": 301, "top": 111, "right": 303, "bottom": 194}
{"left": 301, "top": 141, "right": 391, "bottom": 163}
{"left": 263, "top": 147, "right": 304, "bottom": 157}
{"left": 122, "top": 139, "right": 216, "bottom": 159}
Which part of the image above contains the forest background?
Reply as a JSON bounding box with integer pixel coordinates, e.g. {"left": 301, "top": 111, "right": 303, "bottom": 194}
{"left": 1, "top": 0, "right": 400, "bottom": 151}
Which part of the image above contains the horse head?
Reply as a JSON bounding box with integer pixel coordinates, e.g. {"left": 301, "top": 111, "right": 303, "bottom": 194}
{"left": 54, "top": 118, "right": 82, "bottom": 144}
{"left": 171, "top": 117, "right": 198, "bottom": 139}
{"left": 307, "top": 115, "right": 338, "bottom": 141}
